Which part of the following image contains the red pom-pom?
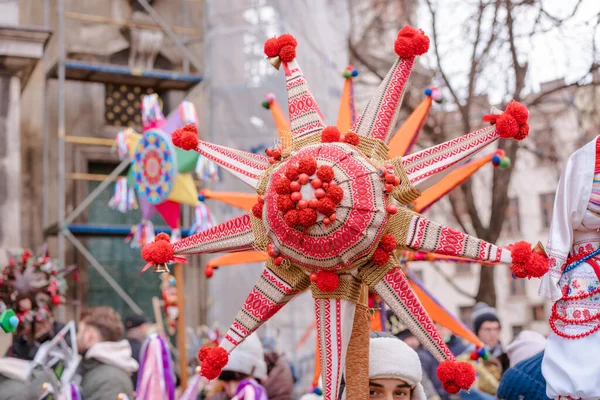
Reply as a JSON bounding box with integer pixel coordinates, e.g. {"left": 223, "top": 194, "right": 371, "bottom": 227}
{"left": 279, "top": 45, "right": 296, "bottom": 63}
{"left": 510, "top": 241, "right": 549, "bottom": 279}
{"left": 204, "top": 266, "right": 214, "bottom": 278}
{"left": 277, "top": 34, "right": 297, "bottom": 51}
{"left": 505, "top": 101, "right": 529, "bottom": 125}
{"left": 172, "top": 124, "right": 199, "bottom": 151}
{"left": 316, "top": 198, "right": 337, "bottom": 216}
{"left": 379, "top": 234, "right": 397, "bottom": 252}
{"left": 394, "top": 26, "right": 429, "bottom": 58}
{"left": 344, "top": 132, "right": 360, "bottom": 146}
{"left": 252, "top": 202, "right": 263, "bottom": 219}
{"left": 285, "top": 166, "right": 300, "bottom": 181}
{"left": 284, "top": 209, "right": 300, "bottom": 227}
{"left": 298, "top": 158, "right": 318, "bottom": 176}
{"left": 495, "top": 114, "right": 519, "bottom": 139}
{"left": 321, "top": 126, "right": 341, "bottom": 143}
{"left": 51, "top": 295, "right": 61, "bottom": 305}
{"left": 155, "top": 233, "right": 171, "bottom": 242}
{"left": 326, "top": 185, "right": 344, "bottom": 204}
{"left": 436, "top": 360, "right": 476, "bottom": 393}
{"left": 264, "top": 37, "right": 279, "bottom": 57}
{"left": 515, "top": 123, "right": 529, "bottom": 141}
{"left": 277, "top": 195, "right": 295, "bottom": 213}
{"left": 198, "top": 346, "right": 229, "bottom": 380}
{"left": 299, "top": 208, "right": 317, "bottom": 227}
{"left": 275, "top": 177, "right": 292, "bottom": 195}
{"left": 373, "top": 247, "right": 391, "bottom": 266}
{"left": 315, "top": 271, "right": 340, "bottom": 292}
{"left": 455, "top": 362, "right": 476, "bottom": 389}
{"left": 413, "top": 34, "right": 430, "bottom": 55}
{"left": 316, "top": 165, "right": 335, "bottom": 183}
{"left": 141, "top": 241, "right": 174, "bottom": 265}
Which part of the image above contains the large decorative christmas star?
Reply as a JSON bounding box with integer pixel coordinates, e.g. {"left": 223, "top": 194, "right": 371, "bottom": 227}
{"left": 141, "top": 26, "right": 547, "bottom": 399}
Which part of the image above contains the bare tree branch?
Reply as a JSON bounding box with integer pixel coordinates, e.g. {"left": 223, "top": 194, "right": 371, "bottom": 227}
{"left": 429, "top": 262, "right": 476, "bottom": 299}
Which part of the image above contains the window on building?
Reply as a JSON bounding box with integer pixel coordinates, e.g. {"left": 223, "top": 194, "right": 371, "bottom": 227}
{"left": 455, "top": 264, "right": 472, "bottom": 276}
{"left": 509, "top": 270, "right": 526, "bottom": 296}
{"left": 459, "top": 305, "right": 473, "bottom": 327}
{"left": 505, "top": 197, "right": 521, "bottom": 235}
{"left": 511, "top": 325, "right": 524, "bottom": 338}
{"left": 540, "top": 192, "right": 556, "bottom": 229}
{"left": 105, "top": 84, "right": 167, "bottom": 128}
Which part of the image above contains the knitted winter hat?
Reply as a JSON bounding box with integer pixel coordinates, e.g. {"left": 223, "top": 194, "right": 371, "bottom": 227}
{"left": 222, "top": 333, "right": 267, "bottom": 380}
{"left": 369, "top": 335, "right": 426, "bottom": 400}
{"left": 471, "top": 302, "right": 500, "bottom": 335}
{"left": 505, "top": 330, "right": 546, "bottom": 367}
{"left": 497, "top": 351, "right": 551, "bottom": 400}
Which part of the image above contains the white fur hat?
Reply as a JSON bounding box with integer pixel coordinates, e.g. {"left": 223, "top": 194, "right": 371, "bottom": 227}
{"left": 223, "top": 333, "right": 267, "bottom": 380}
{"left": 298, "top": 394, "right": 322, "bottom": 400}
{"left": 506, "top": 330, "right": 546, "bottom": 367}
{"left": 369, "top": 336, "right": 426, "bottom": 400}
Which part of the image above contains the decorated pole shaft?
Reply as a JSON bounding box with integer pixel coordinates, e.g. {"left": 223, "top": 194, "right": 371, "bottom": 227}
{"left": 174, "top": 263, "right": 188, "bottom": 390}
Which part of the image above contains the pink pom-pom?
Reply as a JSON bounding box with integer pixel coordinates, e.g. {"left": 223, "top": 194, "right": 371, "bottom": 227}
{"left": 265, "top": 93, "right": 276, "bottom": 104}
{"left": 172, "top": 124, "right": 199, "bottom": 151}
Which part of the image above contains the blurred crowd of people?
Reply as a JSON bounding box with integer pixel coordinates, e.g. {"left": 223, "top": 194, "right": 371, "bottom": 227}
{"left": 0, "top": 300, "right": 553, "bottom": 399}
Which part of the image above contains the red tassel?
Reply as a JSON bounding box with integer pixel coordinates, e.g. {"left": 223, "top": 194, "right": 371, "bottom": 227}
{"left": 394, "top": 26, "right": 430, "bottom": 58}
{"left": 315, "top": 271, "right": 340, "bottom": 292}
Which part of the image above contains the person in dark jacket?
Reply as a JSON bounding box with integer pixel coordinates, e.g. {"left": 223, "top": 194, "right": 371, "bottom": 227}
{"left": 263, "top": 350, "right": 294, "bottom": 400}
{"left": 497, "top": 351, "right": 551, "bottom": 400}
{"left": 124, "top": 313, "right": 150, "bottom": 386}
{"left": 77, "top": 307, "right": 138, "bottom": 400}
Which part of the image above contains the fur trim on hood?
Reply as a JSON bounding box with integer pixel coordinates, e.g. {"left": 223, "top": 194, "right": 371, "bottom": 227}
{"left": 85, "top": 339, "right": 139, "bottom": 374}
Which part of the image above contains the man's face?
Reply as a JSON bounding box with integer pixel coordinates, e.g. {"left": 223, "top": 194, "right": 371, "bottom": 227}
{"left": 478, "top": 320, "right": 501, "bottom": 347}
{"left": 76, "top": 321, "right": 97, "bottom": 354}
{"left": 369, "top": 378, "right": 411, "bottom": 400}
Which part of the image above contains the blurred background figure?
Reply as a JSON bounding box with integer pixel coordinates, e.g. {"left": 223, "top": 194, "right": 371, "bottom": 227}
{"left": 206, "top": 333, "right": 268, "bottom": 400}
{"left": 471, "top": 303, "right": 508, "bottom": 372}
{"left": 124, "top": 313, "right": 150, "bottom": 385}
{"left": 505, "top": 330, "right": 546, "bottom": 368}
{"left": 77, "top": 306, "right": 138, "bottom": 400}
{"left": 261, "top": 335, "right": 294, "bottom": 400}
{"left": 497, "top": 351, "right": 550, "bottom": 400}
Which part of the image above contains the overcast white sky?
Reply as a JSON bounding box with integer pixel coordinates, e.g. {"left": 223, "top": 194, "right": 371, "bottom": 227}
{"left": 416, "top": 0, "right": 600, "bottom": 103}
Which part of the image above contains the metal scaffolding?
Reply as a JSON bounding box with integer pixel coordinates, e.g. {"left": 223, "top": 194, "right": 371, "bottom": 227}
{"left": 42, "top": 0, "right": 204, "bottom": 316}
